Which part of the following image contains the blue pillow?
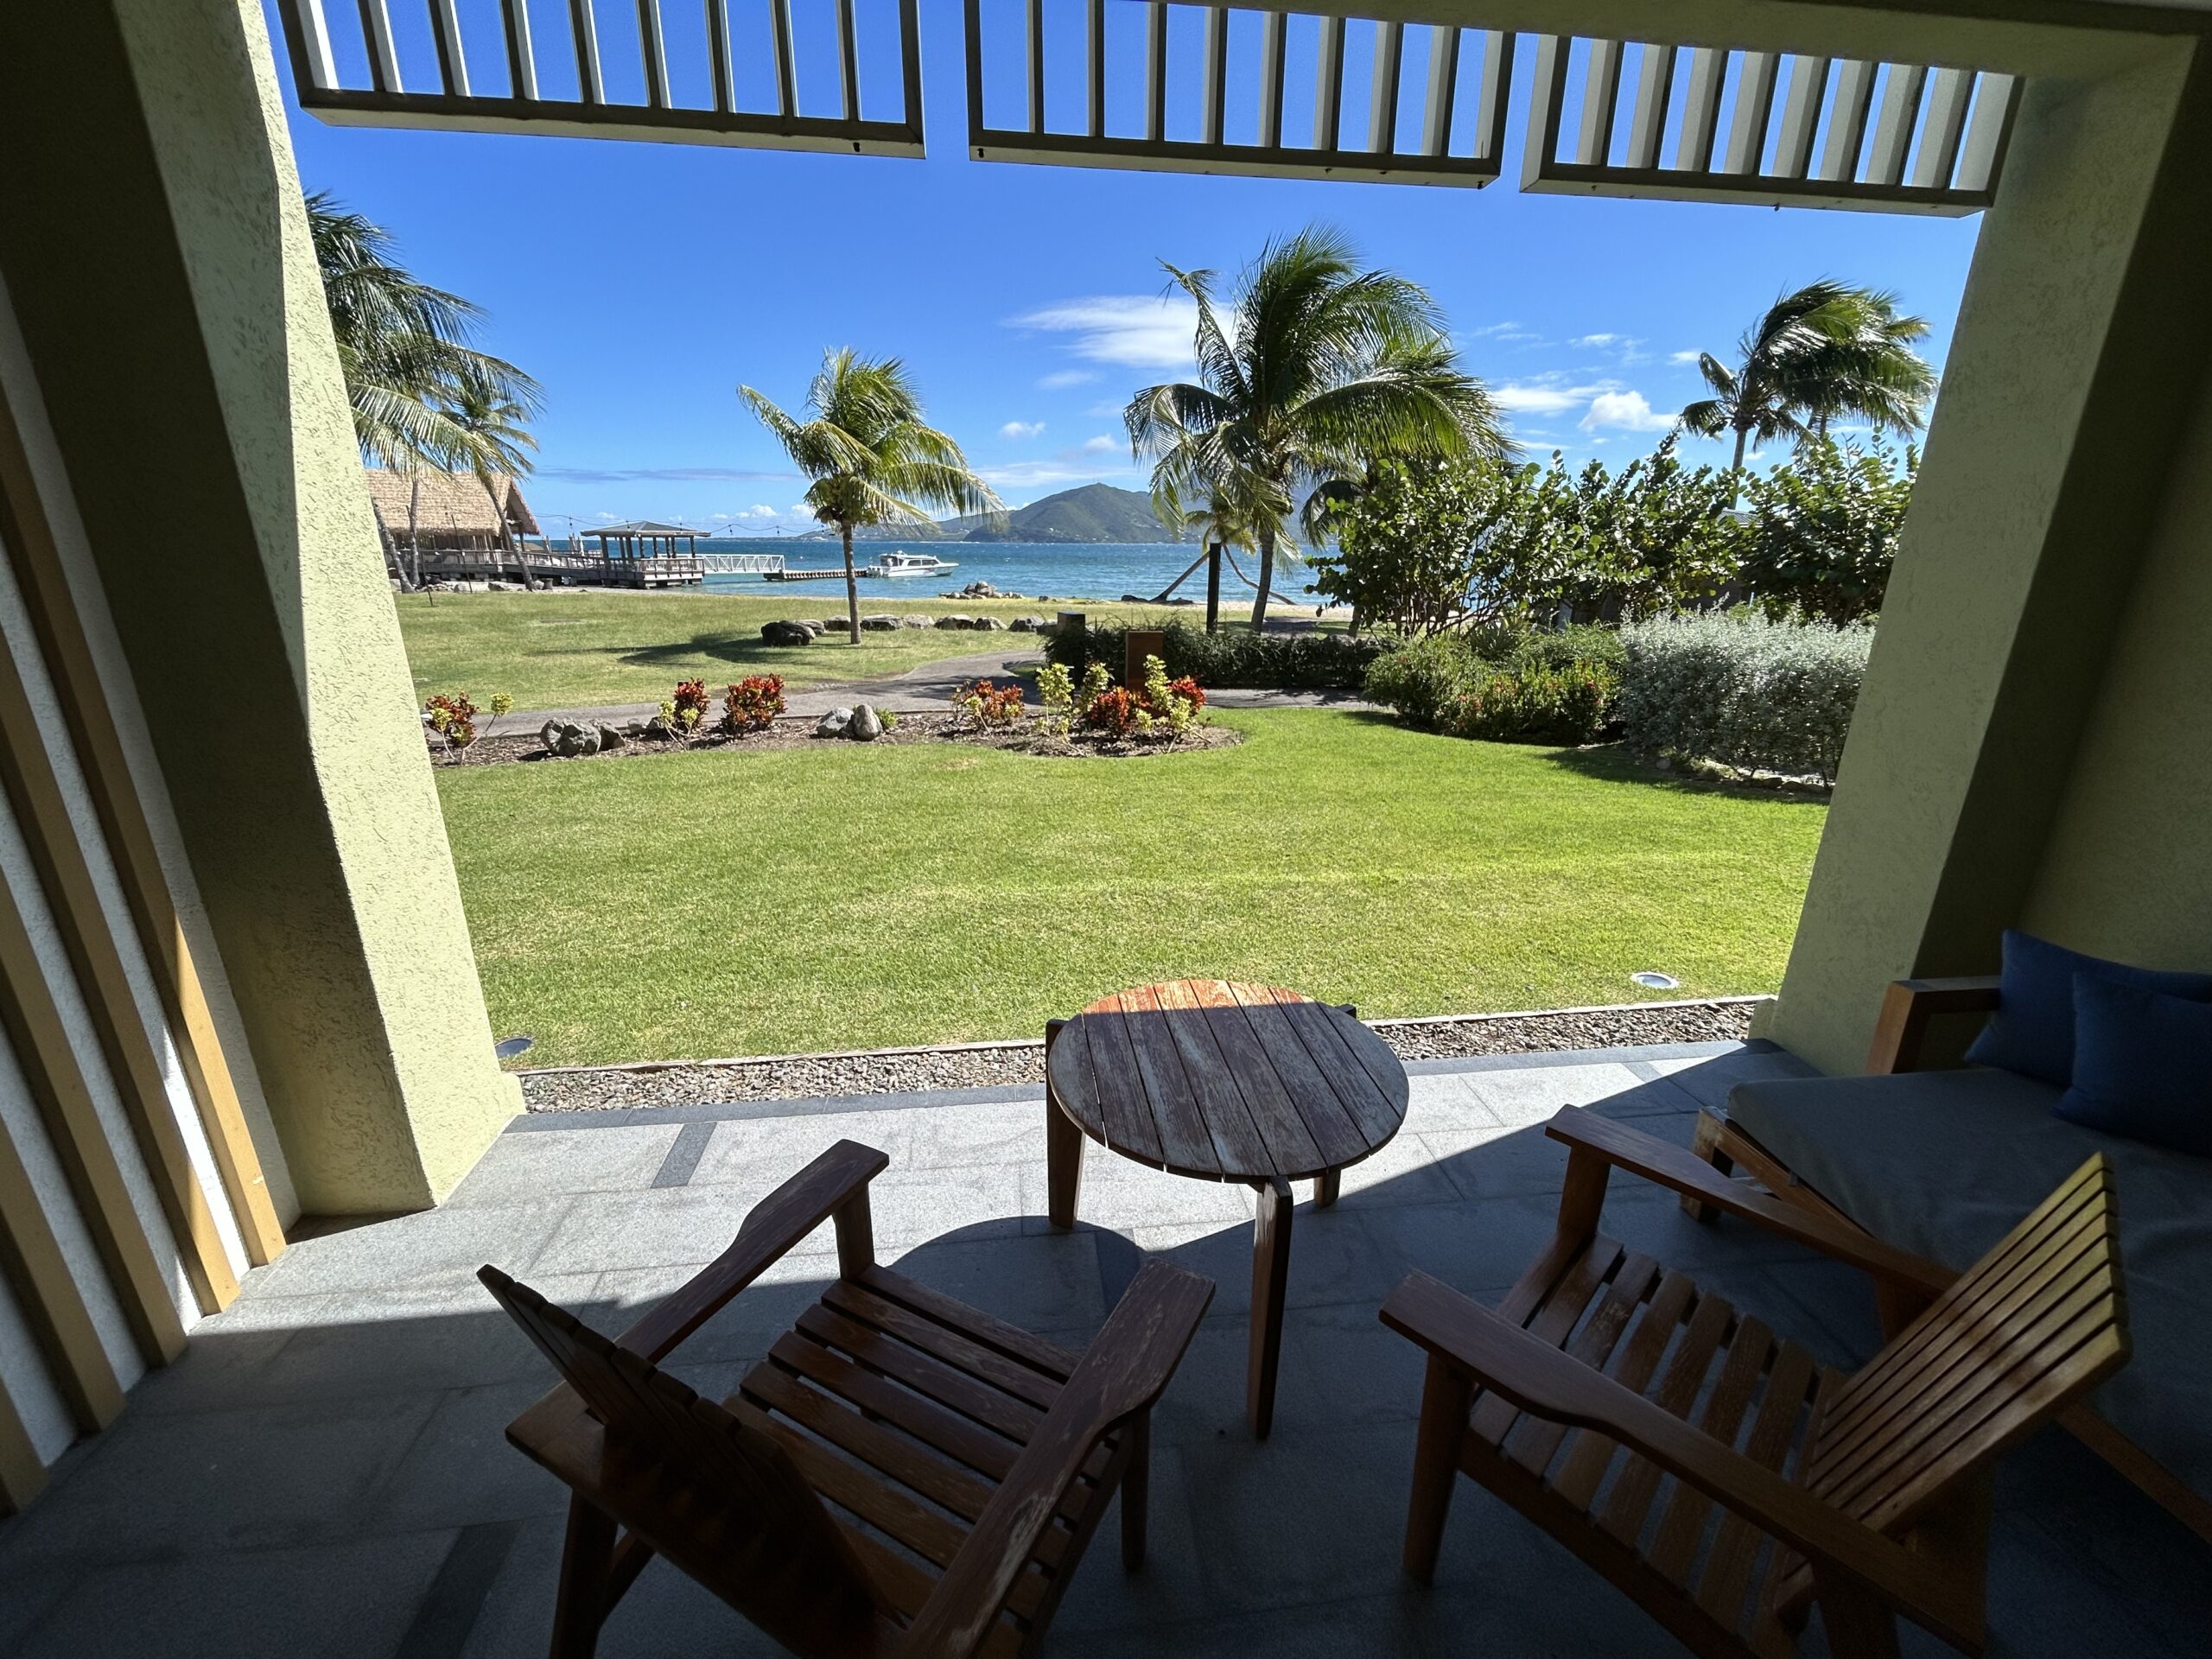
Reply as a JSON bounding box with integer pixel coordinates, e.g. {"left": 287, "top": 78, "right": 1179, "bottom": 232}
{"left": 1964, "top": 929, "right": 2212, "bottom": 1086}
{"left": 2057, "top": 977, "right": 2212, "bottom": 1157}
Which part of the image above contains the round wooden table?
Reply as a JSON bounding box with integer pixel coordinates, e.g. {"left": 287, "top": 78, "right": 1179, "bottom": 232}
{"left": 1044, "top": 980, "right": 1410, "bottom": 1437}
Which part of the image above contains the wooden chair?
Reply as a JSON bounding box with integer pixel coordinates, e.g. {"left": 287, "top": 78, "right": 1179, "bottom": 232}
{"left": 1381, "top": 1106, "right": 2130, "bottom": 1656}
{"left": 481, "top": 1139, "right": 1213, "bottom": 1658}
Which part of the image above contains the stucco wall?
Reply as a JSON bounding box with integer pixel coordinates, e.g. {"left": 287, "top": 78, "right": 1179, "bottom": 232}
{"left": 2020, "top": 366, "right": 2212, "bottom": 962}
{"left": 0, "top": 0, "right": 519, "bottom": 1214}
{"left": 1764, "top": 42, "right": 2212, "bottom": 1071}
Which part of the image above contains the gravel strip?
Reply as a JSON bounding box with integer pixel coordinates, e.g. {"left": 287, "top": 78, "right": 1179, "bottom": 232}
{"left": 517, "top": 998, "right": 1764, "bottom": 1113}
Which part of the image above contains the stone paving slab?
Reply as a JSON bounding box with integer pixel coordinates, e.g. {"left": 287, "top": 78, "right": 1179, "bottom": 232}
{"left": 0, "top": 1042, "right": 2202, "bottom": 1658}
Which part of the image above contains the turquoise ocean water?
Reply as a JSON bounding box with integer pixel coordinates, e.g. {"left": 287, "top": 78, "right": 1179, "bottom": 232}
{"left": 562, "top": 538, "right": 1312, "bottom": 607}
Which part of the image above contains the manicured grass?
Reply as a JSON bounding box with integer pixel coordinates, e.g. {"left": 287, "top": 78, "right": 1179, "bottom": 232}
{"left": 397, "top": 590, "right": 1192, "bottom": 709}
{"left": 435, "top": 710, "right": 1827, "bottom": 1067}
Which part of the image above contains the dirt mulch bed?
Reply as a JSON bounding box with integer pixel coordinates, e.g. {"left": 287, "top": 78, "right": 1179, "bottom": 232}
{"left": 430, "top": 712, "right": 1238, "bottom": 767}
{"left": 517, "top": 997, "right": 1764, "bottom": 1113}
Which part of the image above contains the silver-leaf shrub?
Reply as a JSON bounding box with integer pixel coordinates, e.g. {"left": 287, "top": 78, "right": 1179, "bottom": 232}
{"left": 1618, "top": 613, "right": 1872, "bottom": 784}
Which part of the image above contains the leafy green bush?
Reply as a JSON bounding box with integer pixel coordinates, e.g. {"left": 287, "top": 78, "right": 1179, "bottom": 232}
{"left": 1444, "top": 662, "right": 1620, "bottom": 745}
{"left": 1363, "top": 626, "right": 1625, "bottom": 742}
{"left": 1618, "top": 613, "right": 1871, "bottom": 783}
{"left": 1045, "top": 620, "right": 1384, "bottom": 689}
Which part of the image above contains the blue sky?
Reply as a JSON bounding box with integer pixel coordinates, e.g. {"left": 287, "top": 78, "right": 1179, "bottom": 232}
{"left": 270, "top": 2, "right": 1985, "bottom": 538}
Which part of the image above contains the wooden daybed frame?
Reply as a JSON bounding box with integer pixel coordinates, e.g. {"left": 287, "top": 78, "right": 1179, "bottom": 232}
{"left": 1685, "top": 975, "right": 2212, "bottom": 1546}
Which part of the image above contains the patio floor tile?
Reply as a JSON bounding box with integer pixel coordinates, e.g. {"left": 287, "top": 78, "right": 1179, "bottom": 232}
{"left": 2, "top": 1040, "right": 2197, "bottom": 1658}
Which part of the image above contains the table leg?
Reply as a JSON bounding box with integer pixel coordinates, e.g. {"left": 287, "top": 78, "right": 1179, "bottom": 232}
{"left": 1248, "top": 1177, "right": 1294, "bottom": 1438}
{"left": 1314, "top": 1167, "right": 1341, "bottom": 1208}
{"left": 1046, "top": 1096, "right": 1084, "bottom": 1230}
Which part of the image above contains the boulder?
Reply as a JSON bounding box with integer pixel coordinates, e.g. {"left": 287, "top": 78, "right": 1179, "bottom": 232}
{"left": 973, "top": 615, "right": 1007, "bottom": 632}
{"left": 816, "top": 707, "right": 854, "bottom": 738}
{"left": 644, "top": 715, "right": 674, "bottom": 741}
{"left": 899, "top": 613, "right": 932, "bottom": 629}
{"left": 1009, "top": 614, "right": 1048, "bottom": 632}
{"left": 861, "top": 613, "right": 900, "bottom": 632}
{"left": 848, "top": 703, "right": 884, "bottom": 741}
{"left": 595, "top": 722, "right": 626, "bottom": 751}
{"left": 539, "top": 720, "right": 564, "bottom": 753}
{"left": 935, "top": 613, "right": 973, "bottom": 630}
{"left": 958, "top": 580, "right": 1002, "bottom": 599}
{"left": 760, "top": 620, "right": 815, "bottom": 646}
{"left": 547, "top": 720, "right": 600, "bottom": 759}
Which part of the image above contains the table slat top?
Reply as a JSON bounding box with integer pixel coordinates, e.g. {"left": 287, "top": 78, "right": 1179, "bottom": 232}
{"left": 1047, "top": 981, "right": 1409, "bottom": 1182}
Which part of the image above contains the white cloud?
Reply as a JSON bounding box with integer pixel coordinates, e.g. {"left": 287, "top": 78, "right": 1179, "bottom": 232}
{"left": 980, "top": 457, "right": 1146, "bottom": 489}
{"left": 1000, "top": 420, "right": 1046, "bottom": 440}
{"left": 1669, "top": 349, "right": 1704, "bottom": 365}
{"left": 1038, "top": 369, "right": 1096, "bottom": 390}
{"left": 1576, "top": 333, "right": 1622, "bottom": 348}
{"left": 1009, "top": 295, "right": 1199, "bottom": 370}
{"left": 1580, "top": 390, "right": 1676, "bottom": 433}
{"left": 1082, "top": 435, "right": 1120, "bottom": 454}
{"left": 1495, "top": 379, "right": 1618, "bottom": 415}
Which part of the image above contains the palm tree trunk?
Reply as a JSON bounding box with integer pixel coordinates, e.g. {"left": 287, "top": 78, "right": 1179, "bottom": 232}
{"left": 841, "top": 524, "right": 861, "bottom": 645}
{"left": 1727, "top": 425, "right": 1751, "bottom": 507}
{"left": 407, "top": 473, "right": 423, "bottom": 589}
{"left": 1249, "top": 527, "right": 1277, "bottom": 632}
{"left": 1205, "top": 539, "right": 1222, "bottom": 635}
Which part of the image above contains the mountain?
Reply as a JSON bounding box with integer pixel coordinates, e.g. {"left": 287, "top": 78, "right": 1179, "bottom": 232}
{"left": 800, "top": 483, "right": 1191, "bottom": 543}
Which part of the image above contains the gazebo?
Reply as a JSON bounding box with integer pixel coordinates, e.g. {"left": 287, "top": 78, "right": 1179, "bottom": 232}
{"left": 583, "top": 520, "right": 705, "bottom": 587}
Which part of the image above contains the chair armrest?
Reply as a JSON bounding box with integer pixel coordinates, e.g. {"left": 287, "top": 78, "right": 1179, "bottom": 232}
{"left": 619, "top": 1139, "right": 888, "bottom": 1363}
{"left": 1379, "top": 1271, "right": 1980, "bottom": 1651}
{"left": 1545, "top": 1108, "right": 1952, "bottom": 1299}
{"left": 1867, "top": 975, "right": 2002, "bottom": 1074}
{"left": 896, "top": 1260, "right": 1214, "bottom": 1658}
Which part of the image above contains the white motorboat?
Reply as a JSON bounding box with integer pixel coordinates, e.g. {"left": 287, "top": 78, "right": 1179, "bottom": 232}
{"left": 877, "top": 550, "right": 958, "bottom": 576}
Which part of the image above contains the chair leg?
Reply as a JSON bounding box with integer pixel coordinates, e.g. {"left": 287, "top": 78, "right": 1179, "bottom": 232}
{"left": 1683, "top": 1109, "right": 1734, "bottom": 1223}
{"left": 550, "top": 1495, "right": 618, "bottom": 1659}
{"left": 1809, "top": 1563, "right": 1901, "bottom": 1659}
{"left": 1403, "top": 1353, "right": 1472, "bottom": 1586}
{"left": 1120, "top": 1410, "right": 1152, "bottom": 1569}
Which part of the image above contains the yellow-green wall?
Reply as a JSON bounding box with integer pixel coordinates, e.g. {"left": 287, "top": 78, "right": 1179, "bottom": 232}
{"left": 0, "top": 0, "right": 518, "bottom": 1211}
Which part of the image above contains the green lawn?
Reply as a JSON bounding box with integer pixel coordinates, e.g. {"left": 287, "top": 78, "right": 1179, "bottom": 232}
{"left": 435, "top": 710, "right": 1827, "bottom": 1067}
{"left": 397, "top": 590, "right": 1193, "bottom": 709}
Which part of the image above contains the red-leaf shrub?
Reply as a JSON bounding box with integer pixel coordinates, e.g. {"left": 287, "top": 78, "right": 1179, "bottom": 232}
{"left": 1168, "top": 676, "right": 1206, "bottom": 710}
{"left": 1081, "top": 684, "right": 1141, "bottom": 737}
{"left": 723, "top": 675, "right": 786, "bottom": 734}
{"left": 671, "top": 679, "right": 710, "bottom": 732}
{"left": 955, "top": 678, "right": 1026, "bottom": 729}
{"left": 424, "top": 693, "right": 479, "bottom": 747}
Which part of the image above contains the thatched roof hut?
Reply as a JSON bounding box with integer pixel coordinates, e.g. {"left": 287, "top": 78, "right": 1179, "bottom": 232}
{"left": 363, "top": 467, "right": 540, "bottom": 549}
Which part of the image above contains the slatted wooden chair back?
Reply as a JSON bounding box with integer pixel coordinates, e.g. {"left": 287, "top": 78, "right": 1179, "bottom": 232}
{"left": 480, "top": 1266, "right": 881, "bottom": 1618}
{"left": 1805, "top": 1153, "right": 2129, "bottom": 1536}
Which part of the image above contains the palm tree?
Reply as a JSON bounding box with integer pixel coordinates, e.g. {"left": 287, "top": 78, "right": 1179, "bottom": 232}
{"left": 1126, "top": 226, "right": 1507, "bottom": 630}
{"left": 446, "top": 383, "right": 542, "bottom": 588}
{"left": 741, "top": 350, "right": 1001, "bottom": 643}
{"left": 307, "top": 191, "right": 541, "bottom": 585}
{"left": 1679, "top": 280, "right": 1936, "bottom": 478}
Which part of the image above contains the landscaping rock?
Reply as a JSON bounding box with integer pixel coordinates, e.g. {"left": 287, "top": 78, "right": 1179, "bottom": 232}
{"left": 760, "top": 620, "right": 815, "bottom": 646}
{"left": 819, "top": 615, "right": 854, "bottom": 633}
{"left": 539, "top": 720, "right": 564, "bottom": 753}
{"left": 957, "top": 580, "right": 1002, "bottom": 599}
{"left": 547, "top": 720, "right": 601, "bottom": 758}
{"left": 816, "top": 707, "right": 853, "bottom": 738}
{"left": 644, "top": 715, "right": 674, "bottom": 741}
{"left": 595, "top": 722, "right": 626, "bottom": 751}
{"left": 973, "top": 615, "right": 1007, "bottom": 631}
{"left": 935, "top": 613, "right": 973, "bottom": 630}
{"left": 899, "top": 613, "right": 932, "bottom": 629}
{"left": 1009, "top": 614, "right": 1049, "bottom": 632}
{"left": 848, "top": 703, "right": 884, "bottom": 741}
{"left": 861, "top": 613, "right": 899, "bottom": 632}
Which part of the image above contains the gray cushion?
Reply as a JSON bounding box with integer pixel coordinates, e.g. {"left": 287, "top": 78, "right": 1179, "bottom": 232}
{"left": 1727, "top": 1066, "right": 2212, "bottom": 1506}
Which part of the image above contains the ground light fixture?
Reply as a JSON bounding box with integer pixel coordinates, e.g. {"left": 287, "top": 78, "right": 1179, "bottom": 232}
{"left": 495, "top": 1035, "right": 536, "bottom": 1059}
{"left": 1630, "top": 971, "right": 1681, "bottom": 990}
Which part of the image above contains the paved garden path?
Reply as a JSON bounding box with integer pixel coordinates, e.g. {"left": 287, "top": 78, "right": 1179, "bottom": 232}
{"left": 485, "top": 645, "right": 1375, "bottom": 737}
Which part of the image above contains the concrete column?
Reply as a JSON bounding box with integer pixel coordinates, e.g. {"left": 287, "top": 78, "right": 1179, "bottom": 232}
{"left": 0, "top": 0, "right": 518, "bottom": 1211}
{"left": 1765, "top": 42, "right": 2212, "bottom": 1073}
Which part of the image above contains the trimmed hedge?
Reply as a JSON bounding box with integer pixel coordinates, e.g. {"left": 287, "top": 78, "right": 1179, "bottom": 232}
{"left": 1363, "top": 626, "right": 1624, "bottom": 744}
{"left": 1618, "top": 613, "right": 1870, "bottom": 783}
{"left": 1044, "top": 620, "right": 1386, "bottom": 690}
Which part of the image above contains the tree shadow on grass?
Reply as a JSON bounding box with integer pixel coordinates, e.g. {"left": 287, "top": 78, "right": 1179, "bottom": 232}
{"left": 1543, "top": 742, "right": 1833, "bottom": 804}
{"left": 612, "top": 631, "right": 865, "bottom": 677}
